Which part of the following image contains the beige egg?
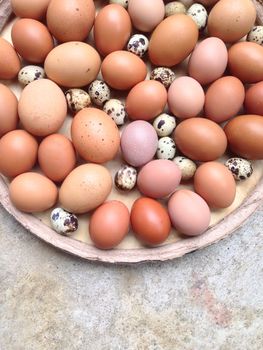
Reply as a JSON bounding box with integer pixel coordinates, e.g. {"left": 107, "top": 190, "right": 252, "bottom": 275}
{"left": 0, "top": 84, "right": 18, "bottom": 137}
{"left": 18, "top": 79, "right": 67, "bottom": 136}
{"left": 11, "top": 0, "right": 51, "bottom": 20}
{"left": 0, "top": 38, "right": 21, "bottom": 80}
{"left": 59, "top": 164, "right": 112, "bottom": 214}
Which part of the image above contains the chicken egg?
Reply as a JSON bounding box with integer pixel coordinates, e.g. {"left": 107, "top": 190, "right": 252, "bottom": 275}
{"left": 0, "top": 84, "right": 18, "bottom": 137}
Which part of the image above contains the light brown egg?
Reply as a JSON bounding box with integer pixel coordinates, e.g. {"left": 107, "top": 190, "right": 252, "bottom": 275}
{"left": 0, "top": 38, "right": 21, "bottom": 80}
{"left": 101, "top": 51, "right": 147, "bottom": 90}
{"left": 0, "top": 84, "right": 18, "bottom": 137}
{"left": 205, "top": 76, "right": 245, "bottom": 123}
{"left": 44, "top": 42, "right": 101, "bottom": 88}
{"left": 59, "top": 164, "right": 112, "bottom": 214}
{"left": 18, "top": 79, "right": 67, "bottom": 136}
{"left": 9, "top": 172, "right": 58, "bottom": 213}
{"left": 47, "top": 0, "right": 95, "bottom": 42}
{"left": 71, "top": 107, "right": 120, "bottom": 163}
{"left": 11, "top": 19, "right": 54, "bottom": 63}
{"left": 94, "top": 4, "right": 132, "bottom": 56}
{"left": 126, "top": 80, "right": 167, "bottom": 121}
{"left": 194, "top": 162, "right": 236, "bottom": 208}
{"left": 228, "top": 42, "right": 263, "bottom": 84}
{"left": 38, "top": 134, "right": 76, "bottom": 183}
{"left": 0, "top": 130, "right": 38, "bottom": 178}
{"left": 208, "top": 0, "right": 256, "bottom": 43}
{"left": 11, "top": 0, "right": 51, "bottom": 20}
{"left": 245, "top": 82, "right": 263, "bottom": 116}
{"left": 174, "top": 117, "right": 227, "bottom": 161}
{"left": 148, "top": 14, "right": 198, "bottom": 67}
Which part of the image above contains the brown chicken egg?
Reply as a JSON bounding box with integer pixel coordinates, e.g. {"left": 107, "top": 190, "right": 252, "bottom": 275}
{"left": 0, "top": 84, "right": 18, "bottom": 137}
{"left": 148, "top": 14, "right": 198, "bottom": 67}
{"left": 174, "top": 117, "right": 227, "bottom": 161}
{"left": 47, "top": 0, "right": 95, "bottom": 42}
{"left": 11, "top": 0, "right": 51, "bottom": 20}
{"left": 0, "top": 38, "right": 21, "bottom": 80}
{"left": 45, "top": 42, "right": 101, "bottom": 88}
{"left": 11, "top": 19, "right": 54, "bottom": 63}
{"left": 94, "top": 4, "right": 132, "bottom": 56}
{"left": 245, "top": 82, "right": 263, "bottom": 116}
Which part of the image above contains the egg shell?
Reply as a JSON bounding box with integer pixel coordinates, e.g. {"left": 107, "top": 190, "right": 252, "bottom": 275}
{"left": 225, "top": 158, "right": 253, "bottom": 181}
{"left": 194, "top": 161, "right": 236, "bottom": 208}
{"left": 168, "top": 190, "right": 211, "bottom": 236}
{"left": 128, "top": 0, "right": 165, "bottom": 32}
{"left": 11, "top": 19, "right": 54, "bottom": 63}
{"left": 50, "top": 208, "right": 78, "bottom": 236}
{"left": 127, "top": 34, "right": 149, "bottom": 58}
{"left": 18, "top": 65, "right": 45, "bottom": 86}
{"left": 88, "top": 80, "right": 111, "bottom": 106}
{"left": 121, "top": 121, "right": 158, "bottom": 167}
{"left": 137, "top": 159, "right": 181, "bottom": 199}
{"left": 114, "top": 165, "right": 137, "bottom": 191}
{"left": 0, "top": 130, "right": 38, "bottom": 178}
{"left": 9, "top": 172, "right": 58, "bottom": 213}
{"left": 126, "top": 80, "right": 167, "bottom": 121}
{"left": 173, "top": 156, "right": 197, "bottom": 181}
{"left": 110, "top": 0, "right": 128, "bottom": 8}
{"left": 188, "top": 37, "right": 228, "bottom": 86}
{"left": 174, "top": 117, "right": 227, "bottom": 161}
{"left": 153, "top": 113, "right": 176, "bottom": 137}
{"left": 38, "top": 134, "right": 76, "bottom": 183}
{"left": 150, "top": 67, "right": 176, "bottom": 89}
{"left": 18, "top": 79, "right": 67, "bottom": 137}
{"left": 165, "top": 2, "right": 186, "bottom": 17}
{"left": 94, "top": 4, "right": 132, "bottom": 56}
{"left": 245, "top": 81, "right": 263, "bottom": 116}
{"left": 101, "top": 50, "right": 147, "bottom": 90}
{"left": 0, "top": 84, "right": 18, "bottom": 137}
{"left": 89, "top": 200, "right": 130, "bottom": 249}
{"left": 103, "top": 99, "right": 127, "bottom": 126}
{"left": 131, "top": 197, "right": 171, "bottom": 246}
{"left": 156, "top": 136, "right": 176, "bottom": 160}
{"left": 247, "top": 26, "right": 263, "bottom": 45}
{"left": 59, "top": 164, "right": 112, "bottom": 214}
{"left": 11, "top": 0, "right": 51, "bottom": 20}
{"left": 205, "top": 76, "right": 245, "bottom": 123}
{"left": 228, "top": 42, "right": 263, "bottom": 83}
{"left": 0, "top": 38, "right": 21, "bottom": 80}
{"left": 47, "top": 0, "right": 95, "bottom": 42}
{"left": 71, "top": 107, "right": 120, "bottom": 164}
{"left": 224, "top": 115, "right": 263, "bottom": 160}
{"left": 148, "top": 14, "right": 198, "bottom": 67}
{"left": 187, "top": 3, "right": 208, "bottom": 31}
{"left": 44, "top": 42, "right": 101, "bottom": 88}
{"left": 207, "top": 0, "right": 256, "bottom": 43}
{"left": 168, "top": 76, "right": 205, "bottom": 119}
{"left": 65, "top": 89, "right": 91, "bottom": 113}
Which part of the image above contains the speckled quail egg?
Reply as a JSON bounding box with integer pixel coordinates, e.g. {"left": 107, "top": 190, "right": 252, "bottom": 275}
{"left": 247, "top": 26, "right": 263, "bottom": 45}
{"left": 65, "top": 89, "right": 91, "bottom": 113}
{"left": 103, "top": 99, "right": 127, "bottom": 126}
{"left": 150, "top": 67, "right": 176, "bottom": 89}
{"left": 18, "top": 65, "right": 45, "bottom": 86}
{"left": 173, "top": 156, "right": 197, "bottom": 181}
{"left": 88, "top": 80, "right": 111, "bottom": 106}
{"left": 109, "top": 0, "right": 129, "bottom": 8}
{"left": 156, "top": 137, "right": 176, "bottom": 160}
{"left": 50, "top": 208, "right": 78, "bottom": 236}
{"left": 153, "top": 113, "right": 176, "bottom": 137}
{"left": 165, "top": 2, "right": 186, "bottom": 17}
{"left": 115, "top": 165, "right": 137, "bottom": 191}
{"left": 187, "top": 3, "right": 208, "bottom": 31}
{"left": 225, "top": 158, "right": 253, "bottom": 181}
{"left": 127, "top": 34, "right": 149, "bottom": 58}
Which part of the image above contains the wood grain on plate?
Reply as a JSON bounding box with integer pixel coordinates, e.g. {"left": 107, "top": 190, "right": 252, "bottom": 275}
{"left": 0, "top": 0, "right": 262, "bottom": 263}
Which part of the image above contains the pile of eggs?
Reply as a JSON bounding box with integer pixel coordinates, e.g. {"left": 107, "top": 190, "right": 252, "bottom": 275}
{"left": 0, "top": 0, "right": 262, "bottom": 249}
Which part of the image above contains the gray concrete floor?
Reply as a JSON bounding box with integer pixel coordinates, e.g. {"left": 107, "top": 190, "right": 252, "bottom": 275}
{"left": 0, "top": 203, "right": 262, "bottom": 350}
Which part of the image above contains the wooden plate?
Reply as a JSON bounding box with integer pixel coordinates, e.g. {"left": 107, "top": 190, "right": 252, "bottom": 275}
{"left": 0, "top": 0, "right": 262, "bottom": 264}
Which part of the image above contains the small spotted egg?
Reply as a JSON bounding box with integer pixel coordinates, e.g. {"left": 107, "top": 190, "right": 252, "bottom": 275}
{"left": 165, "top": 2, "right": 186, "bottom": 17}
{"left": 88, "top": 80, "right": 111, "bottom": 106}
{"left": 187, "top": 3, "right": 208, "bottom": 31}
{"left": 109, "top": 0, "right": 129, "bottom": 8}
{"left": 247, "top": 26, "right": 263, "bottom": 46}
{"left": 127, "top": 34, "right": 149, "bottom": 58}
{"left": 153, "top": 113, "right": 176, "bottom": 137}
{"left": 225, "top": 158, "right": 253, "bottom": 181}
{"left": 50, "top": 208, "right": 78, "bottom": 236}
{"left": 115, "top": 165, "right": 137, "bottom": 191}
{"left": 150, "top": 67, "right": 176, "bottom": 89}
{"left": 156, "top": 137, "right": 176, "bottom": 160}
{"left": 18, "top": 65, "right": 45, "bottom": 86}
{"left": 173, "top": 156, "right": 197, "bottom": 181}
{"left": 65, "top": 88, "right": 91, "bottom": 113}
{"left": 103, "top": 99, "right": 127, "bottom": 126}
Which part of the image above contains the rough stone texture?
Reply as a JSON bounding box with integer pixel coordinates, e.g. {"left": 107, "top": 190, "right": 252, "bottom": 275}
{"left": 0, "top": 204, "right": 262, "bottom": 350}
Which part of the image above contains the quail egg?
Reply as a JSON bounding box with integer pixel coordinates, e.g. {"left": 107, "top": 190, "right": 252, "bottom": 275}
{"left": 109, "top": 0, "right": 129, "bottom": 8}
{"left": 173, "top": 156, "right": 197, "bottom": 181}
{"left": 156, "top": 137, "right": 176, "bottom": 160}
{"left": 153, "top": 113, "right": 176, "bottom": 137}
{"left": 18, "top": 65, "right": 45, "bottom": 86}
{"left": 225, "top": 158, "right": 253, "bottom": 181}
{"left": 65, "top": 88, "right": 91, "bottom": 113}
{"left": 115, "top": 165, "right": 137, "bottom": 191}
{"left": 247, "top": 26, "right": 263, "bottom": 45}
{"left": 50, "top": 208, "right": 78, "bottom": 236}
{"left": 165, "top": 1, "right": 186, "bottom": 17}
{"left": 103, "top": 99, "right": 127, "bottom": 126}
{"left": 88, "top": 80, "right": 111, "bottom": 106}
{"left": 150, "top": 67, "right": 176, "bottom": 89}
{"left": 127, "top": 34, "right": 149, "bottom": 58}
{"left": 187, "top": 3, "right": 208, "bottom": 31}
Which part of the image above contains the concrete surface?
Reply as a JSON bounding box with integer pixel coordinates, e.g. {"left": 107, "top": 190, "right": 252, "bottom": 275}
{"left": 0, "top": 204, "right": 262, "bottom": 350}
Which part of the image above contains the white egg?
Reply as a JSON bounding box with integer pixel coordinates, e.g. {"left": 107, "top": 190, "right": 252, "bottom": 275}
{"left": 88, "top": 80, "right": 111, "bottom": 106}
{"left": 153, "top": 113, "right": 176, "bottom": 137}
{"left": 173, "top": 156, "right": 197, "bottom": 181}
{"left": 127, "top": 34, "right": 149, "bottom": 57}
{"left": 18, "top": 65, "right": 45, "bottom": 86}
{"left": 225, "top": 158, "right": 253, "bottom": 181}
{"left": 156, "top": 137, "right": 176, "bottom": 160}
{"left": 187, "top": 3, "right": 208, "bottom": 31}
{"left": 247, "top": 26, "right": 263, "bottom": 46}
{"left": 165, "top": 1, "right": 186, "bottom": 17}
{"left": 103, "top": 99, "right": 127, "bottom": 126}
{"left": 65, "top": 89, "right": 91, "bottom": 113}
